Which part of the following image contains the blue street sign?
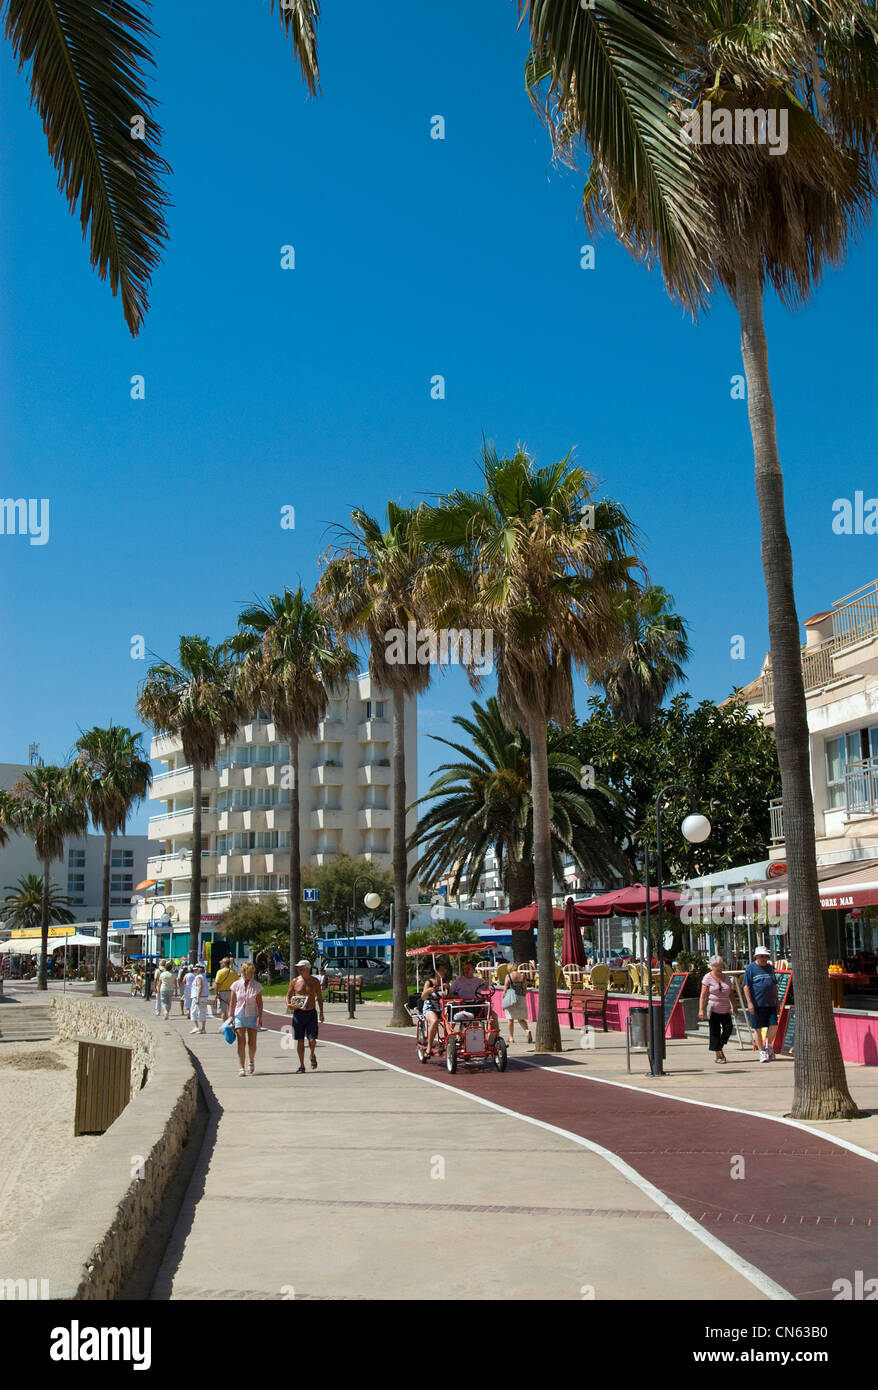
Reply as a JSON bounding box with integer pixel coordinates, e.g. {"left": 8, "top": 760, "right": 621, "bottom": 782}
{"left": 304, "top": 889, "right": 319, "bottom": 902}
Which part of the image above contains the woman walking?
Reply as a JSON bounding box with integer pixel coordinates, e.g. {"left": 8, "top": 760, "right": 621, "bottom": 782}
{"left": 501, "top": 962, "right": 533, "bottom": 1046}
{"left": 158, "top": 960, "right": 175, "bottom": 1021}
{"left": 699, "top": 956, "right": 734, "bottom": 1064}
{"left": 229, "top": 961, "right": 263, "bottom": 1075}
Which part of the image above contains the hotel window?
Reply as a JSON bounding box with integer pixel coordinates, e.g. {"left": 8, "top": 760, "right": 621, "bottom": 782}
{"left": 68, "top": 849, "right": 85, "bottom": 867}
{"left": 826, "top": 730, "right": 870, "bottom": 808}
{"left": 67, "top": 874, "right": 85, "bottom": 894}
{"left": 111, "top": 849, "right": 134, "bottom": 868}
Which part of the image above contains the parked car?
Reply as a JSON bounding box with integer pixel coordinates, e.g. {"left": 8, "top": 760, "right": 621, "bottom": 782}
{"left": 324, "top": 956, "right": 390, "bottom": 984}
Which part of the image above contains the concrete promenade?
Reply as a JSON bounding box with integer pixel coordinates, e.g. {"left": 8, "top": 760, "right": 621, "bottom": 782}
{"left": 10, "top": 983, "right": 878, "bottom": 1301}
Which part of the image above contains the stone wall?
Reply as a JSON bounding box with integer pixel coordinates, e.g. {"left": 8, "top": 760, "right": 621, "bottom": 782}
{"left": 50, "top": 995, "right": 156, "bottom": 1098}
{"left": 0, "top": 997, "right": 197, "bottom": 1300}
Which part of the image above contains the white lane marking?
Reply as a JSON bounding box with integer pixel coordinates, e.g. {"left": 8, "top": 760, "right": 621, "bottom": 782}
{"left": 264, "top": 1007, "right": 878, "bottom": 1169}
{"left": 261, "top": 1010, "right": 791, "bottom": 1301}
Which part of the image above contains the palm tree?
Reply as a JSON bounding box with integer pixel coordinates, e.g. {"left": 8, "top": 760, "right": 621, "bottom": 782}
{"left": 409, "top": 697, "right": 628, "bottom": 962}
{"left": 420, "top": 445, "right": 639, "bottom": 1050}
{"left": 137, "top": 636, "right": 245, "bottom": 959}
{"left": 3, "top": 874, "right": 75, "bottom": 932}
{"left": 3, "top": 0, "right": 320, "bottom": 335}
{"left": 0, "top": 789, "right": 13, "bottom": 848}
{"left": 520, "top": 0, "right": 875, "bottom": 1113}
{"left": 232, "top": 587, "right": 358, "bottom": 966}
{"left": 75, "top": 725, "right": 152, "bottom": 997}
{"left": 6, "top": 766, "right": 87, "bottom": 989}
{"left": 601, "top": 585, "right": 689, "bottom": 728}
{"left": 316, "top": 503, "right": 435, "bottom": 1027}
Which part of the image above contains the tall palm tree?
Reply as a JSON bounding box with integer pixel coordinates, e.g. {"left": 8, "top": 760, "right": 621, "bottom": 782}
{"left": 137, "top": 636, "right": 245, "bottom": 959}
{"left": 409, "top": 697, "right": 628, "bottom": 962}
{"left": 316, "top": 503, "right": 434, "bottom": 1027}
{"left": 75, "top": 724, "right": 152, "bottom": 997}
{"left": 232, "top": 586, "right": 358, "bottom": 966}
{"left": 520, "top": 0, "right": 876, "bottom": 1114}
{"left": 601, "top": 585, "right": 689, "bottom": 728}
{"left": 0, "top": 789, "right": 13, "bottom": 848}
{"left": 2, "top": 0, "right": 320, "bottom": 335}
{"left": 6, "top": 766, "right": 87, "bottom": 989}
{"left": 3, "top": 874, "right": 75, "bottom": 932}
{"left": 421, "top": 446, "right": 639, "bottom": 1050}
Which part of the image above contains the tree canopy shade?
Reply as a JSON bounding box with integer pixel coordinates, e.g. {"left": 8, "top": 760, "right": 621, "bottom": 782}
{"left": 409, "top": 697, "right": 627, "bottom": 961}
{"left": 232, "top": 586, "right": 358, "bottom": 965}
{"left": 568, "top": 694, "right": 782, "bottom": 881}
{"left": 301, "top": 854, "right": 395, "bottom": 935}
{"left": 419, "top": 444, "right": 640, "bottom": 1049}
{"left": 3, "top": 874, "right": 75, "bottom": 932}
{"left": 75, "top": 724, "right": 151, "bottom": 997}
{"left": 600, "top": 585, "right": 689, "bottom": 728}
{"left": 6, "top": 765, "right": 88, "bottom": 989}
{"left": 519, "top": 0, "right": 878, "bottom": 1114}
{"left": 2, "top": 0, "right": 320, "bottom": 334}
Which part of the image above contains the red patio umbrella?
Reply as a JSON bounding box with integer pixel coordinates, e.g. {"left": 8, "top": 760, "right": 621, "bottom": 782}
{"left": 574, "top": 883, "right": 682, "bottom": 918}
{"left": 483, "top": 902, "right": 566, "bottom": 928}
{"left": 561, "top": 896, "right": 587, "bottom": 967}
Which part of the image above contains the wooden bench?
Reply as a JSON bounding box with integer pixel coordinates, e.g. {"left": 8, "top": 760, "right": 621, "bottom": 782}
{"left": 326, "top": 976, "right": 363, "bottom": 1003}
{"left": 559, "top": 988, "right": 608, "bottom": 1033}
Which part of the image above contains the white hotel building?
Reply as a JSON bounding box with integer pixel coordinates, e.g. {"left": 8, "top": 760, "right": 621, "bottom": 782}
{"left": 129, "top": 674, "right": 417, "bottom": 950}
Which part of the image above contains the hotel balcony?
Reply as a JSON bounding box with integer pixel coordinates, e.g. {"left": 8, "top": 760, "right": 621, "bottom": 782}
{"left": 150, "top": 764, "right": 217, "bottom": 799}
{"left": 215, "top": 851, "right": 284, "bottom": 876}
{"left": 310, "top": 851, "right": 339, "bottom": 866}
{"left": 357, "top": 719, "right": 390, "bottom": 744}
{"left": 151, "top": 733, "right": 182, "bottom": 760}
{"left": 771, "top": 759, "right": 878, "bottom": 847}
{"left": 362, "top": 850, "right": 391, "bottom": 868}
{"left": 358, "top": 762, "right": 391, "bottom": 786}
{"left": 357, "top": 808, "right": 391, "bottom": 831}
{"left": 762, "top": 580, "right": 878, "bottom": 706}
{"left": 217, "top": 807, "right": 288, "bottom": 832}
{"left": 314, "top": 718, "right": 344, "bottom": 743}
{"left": 241, "top": 720, "right": 276, "bottom": 744}
{"left": 311, "top": 763, "right": 345, "bottom": 786}
{"left": 148, "top": 806, "right": 217, "bottom": 840}
{"left": 310, "top": 809, "right": 345, "bottom": 831}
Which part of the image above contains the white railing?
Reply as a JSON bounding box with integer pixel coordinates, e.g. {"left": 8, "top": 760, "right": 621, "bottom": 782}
{"left": 152, "top": 764, "right": 193, "bottom": 782}
{"left": 845, "top": 757, "right": 878, "bottom": 815}
{"left": 769, "top": 798, "right": 784, "bottom": 843}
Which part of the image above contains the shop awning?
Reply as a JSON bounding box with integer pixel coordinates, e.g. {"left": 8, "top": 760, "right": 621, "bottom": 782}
{"left": 752, "top": 861, "right": 878, "bottom": 914}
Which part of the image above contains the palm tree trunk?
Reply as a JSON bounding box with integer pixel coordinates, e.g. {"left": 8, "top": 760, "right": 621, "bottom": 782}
{"left": 389, "top": 687, "right": 410, "bottom": 1027}
{"left": 506, "top": 856, "right": 536, "bottom": 963}
{"left": 288, "top": 737, "right": 301, "bottom": 967}
{"left": 736, "top": 265, "right": 857, "bottom": 1120}
{"left": 38, "top": 859, "right": 50, "bottom": 991}
{"left": 189, "top": 761, "right": 202, "bottom": 961}
{"left": 94, "top": 827, "right": 111, "bottom": 997}
{"left": 528, "top": 716, "right": 561, "bottom": 1050}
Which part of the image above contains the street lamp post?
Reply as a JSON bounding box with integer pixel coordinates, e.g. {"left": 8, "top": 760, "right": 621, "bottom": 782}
{"left": 144, "top": 899, "right": 171, "bottom": 1001}
{"left": 348, "top": 876, "right": 381, "bottom": 1019}
{"left": 645, "top": 785, "right": 711, "bottom": 1077}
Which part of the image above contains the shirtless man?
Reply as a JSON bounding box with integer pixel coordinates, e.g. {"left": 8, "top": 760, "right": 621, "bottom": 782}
{"left": 285, "top": 959, "right": 325, "bottom": 1072}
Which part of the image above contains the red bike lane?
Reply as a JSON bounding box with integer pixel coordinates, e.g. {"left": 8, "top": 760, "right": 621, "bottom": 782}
{"left": 262, "top": 1008, "right": 878, "bottom": 1300}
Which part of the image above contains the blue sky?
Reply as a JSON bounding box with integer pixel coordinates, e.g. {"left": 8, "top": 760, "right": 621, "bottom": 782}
{"left": 1, "top": 0, "right": 876, "bottom": 835}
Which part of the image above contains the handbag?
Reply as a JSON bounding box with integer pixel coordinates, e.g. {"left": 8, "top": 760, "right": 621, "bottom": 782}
{"left": 502, "top": 984, "right": 518, "bottom": 1010}
{"left": 223, "top": 1020, "right": 236, "bottom": 1044}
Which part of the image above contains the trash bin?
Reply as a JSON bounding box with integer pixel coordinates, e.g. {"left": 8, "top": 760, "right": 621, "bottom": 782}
{"left": 629, "top": 1006, "right": 648, "bottom": 1049}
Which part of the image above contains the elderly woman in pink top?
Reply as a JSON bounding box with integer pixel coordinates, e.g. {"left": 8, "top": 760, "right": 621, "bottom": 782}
{"left": 699, "top": 955, "right": 734, "bottom": 1064}
{"left": 229, "top": 961, "right": 264, "bottom": 1076}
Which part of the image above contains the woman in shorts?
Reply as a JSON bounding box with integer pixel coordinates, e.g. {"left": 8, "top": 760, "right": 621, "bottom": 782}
{"left": 229, "top": 961, "right": 263, "bottom": 1076}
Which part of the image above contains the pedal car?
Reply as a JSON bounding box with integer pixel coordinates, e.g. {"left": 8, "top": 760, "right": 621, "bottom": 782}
{"left": 406, "top": 941, "right": 508, "bottom": 1073}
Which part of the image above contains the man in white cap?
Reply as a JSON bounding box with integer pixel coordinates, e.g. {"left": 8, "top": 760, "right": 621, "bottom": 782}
{"left": 189, "top": 963, "right": 209, "bottom": 1034}
{"left": 743, "top": 945, "right": 780, "bottom": 1062}
{"left": 285, "top": 960, "right": 324, "bottom": 1073}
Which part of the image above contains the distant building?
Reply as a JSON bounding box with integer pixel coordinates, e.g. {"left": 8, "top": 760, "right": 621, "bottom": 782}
{"left": 0, "top": 761, "right": 149, "bottom": 927}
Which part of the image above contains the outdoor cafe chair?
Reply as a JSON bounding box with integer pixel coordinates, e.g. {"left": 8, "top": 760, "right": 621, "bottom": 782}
{"left": 589, "top": 963, "right": 610, "bottom": 991}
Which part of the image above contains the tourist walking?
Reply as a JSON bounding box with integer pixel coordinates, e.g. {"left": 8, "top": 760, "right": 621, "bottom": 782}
{"left": 153, "top": 962, "right": 163, "bottom": 1016}
{"left": 158, "top": 960, "right": 175, "bottom": 1021}
{"left": 698, "top": 956, "right": 734, "bottom": 1063}
{"left": 743, "top": 945, "right": 780, "bottom": 1062}
{"left": 189, "top": 963, "right": 209, "bottom": 1034}
{"left": 176, "top": 961, "right": 189, "bottom": 1015}
{"left": 230, "top": 961, "right": 263, "bottom": 1075}
{"left": 181, "top": 962, "right": 197, "bottom": 1020}
{"left": 500, "top": 962, "right": 533, "bottom": 1046}
{"left": 213, "top": 957, "right": 239, "bottom": 1020}
{"left": 285, "top": 960, "right": 324, "bottom": 1072}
